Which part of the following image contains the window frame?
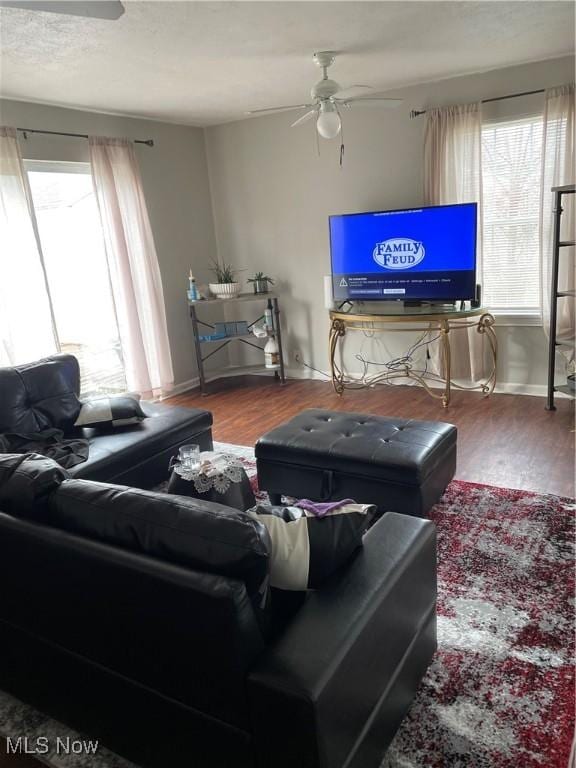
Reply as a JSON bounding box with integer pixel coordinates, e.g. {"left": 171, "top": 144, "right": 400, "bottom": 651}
{"left": 24, "top": 159, "right": 92, "bottom": 175}
{"left": 480, "top": 110, "right": 544, "bottom": 326}
{"left": 23, "top": 159, "right": 127, "bottom": 396}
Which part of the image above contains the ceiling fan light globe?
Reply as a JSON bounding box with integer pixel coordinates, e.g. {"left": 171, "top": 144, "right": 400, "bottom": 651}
{"left": 317, "top": 111, "right": 341, "bottom": 139}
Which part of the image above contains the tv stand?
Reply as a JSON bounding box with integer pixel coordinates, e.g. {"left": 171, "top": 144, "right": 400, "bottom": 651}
{"left": 328, "top": 305, "right": 496, "bottom": 407}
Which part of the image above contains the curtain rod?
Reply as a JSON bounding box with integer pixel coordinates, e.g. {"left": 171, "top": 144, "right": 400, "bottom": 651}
{"left": 16, "top": 127, "right": 154, "bottom": 146}
{"left": 409, "top": 88, "right": 545, "bottom": 119}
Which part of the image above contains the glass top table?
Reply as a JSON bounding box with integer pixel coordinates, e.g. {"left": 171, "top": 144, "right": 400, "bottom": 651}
{"left": 330, "top": 303, "right": 487, "bottom": 322}
{"left": 328, "top": 305, "right": 496, "bottom": 407}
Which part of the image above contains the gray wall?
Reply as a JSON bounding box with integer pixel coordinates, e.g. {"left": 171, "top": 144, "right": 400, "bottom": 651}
{"left": 0, "top": 98, "right": 221, "bottom": 389}
{"left": 205, "top": 56, "right": 575, "bottom": 393}
{"left": 2, "top": 54, "right": 573, "bottom": 394}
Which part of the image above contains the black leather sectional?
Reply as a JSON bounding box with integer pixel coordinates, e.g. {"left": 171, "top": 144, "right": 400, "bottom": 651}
{"left": 0, "top": 355, "right": 439, "bottom": 768}
{"left": 0, "top": 354, "right": 213, "bottom": 487}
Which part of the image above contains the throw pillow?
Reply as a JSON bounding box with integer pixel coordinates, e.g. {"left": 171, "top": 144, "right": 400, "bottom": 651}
{"left": 248, "top": 501, "right": 376, "bottom": 591}
{"left": 74, "top": 395, "right": 146, "bottom": 428}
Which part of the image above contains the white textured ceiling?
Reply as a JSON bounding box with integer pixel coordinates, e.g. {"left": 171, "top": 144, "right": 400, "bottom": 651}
{"left": 0, "top": 1, "right": 574, "bottom": 126}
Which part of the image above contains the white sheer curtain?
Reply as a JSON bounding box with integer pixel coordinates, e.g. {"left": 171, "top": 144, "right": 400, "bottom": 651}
{"left": 540, "top": 84, "right": 575, "bottom": 367}
{"left": 423, "top": 103, "right": 486, "bottom": 382}
{"left": 0, "top": 126, "right": 59, "bottom": 366}
{"left": 89, "top": 137, "right": 174, "bottom": 397}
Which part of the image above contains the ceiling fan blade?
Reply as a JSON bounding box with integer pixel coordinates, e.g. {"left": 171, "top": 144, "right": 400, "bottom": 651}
{"left": 332, "top": 85, "right": 373, "bottom": 100}
{"left": 337, "top": 98, "right": 403, "bottom": 109}
{"left": 245, "top": 104, "right": 313, "bottom": 116}
{"left": 0, "top": 1, "right": 125, "bottom": 19}
{"left": 291, "top": 110, "right": 317, "bottom": 128}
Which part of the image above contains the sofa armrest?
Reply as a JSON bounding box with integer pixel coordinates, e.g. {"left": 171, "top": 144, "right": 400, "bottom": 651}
{"left": 248, "top": 512, "right": 437, "bottom": 768}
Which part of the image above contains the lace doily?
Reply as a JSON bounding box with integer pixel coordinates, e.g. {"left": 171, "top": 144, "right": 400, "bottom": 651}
{"left": 171, "top": 451, "right": 246, "bottom": 494}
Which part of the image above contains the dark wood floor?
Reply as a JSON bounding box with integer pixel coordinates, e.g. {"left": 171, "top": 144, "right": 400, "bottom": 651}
{"left": 169, "top": 375, "right": 575, "bottom": 498}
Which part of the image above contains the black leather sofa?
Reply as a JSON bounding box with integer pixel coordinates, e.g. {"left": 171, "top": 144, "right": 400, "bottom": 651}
{"left": 0, "top": 454, "right": 438, "bottom": 768}
{"left": 0, "top": 354, "right": 213, "bottom": 487}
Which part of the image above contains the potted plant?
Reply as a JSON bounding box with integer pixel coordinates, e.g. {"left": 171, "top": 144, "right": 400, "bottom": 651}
{"left": 247, "top": 271, "right": 275, "bottom": 295}
{"left": 208, "top": 260, "right": 241, "bottom": 299}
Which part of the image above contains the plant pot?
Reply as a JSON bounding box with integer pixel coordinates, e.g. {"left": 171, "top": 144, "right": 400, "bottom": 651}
{"left": 253, "top": 279, "right": 270, "bottom": 295}
{"left": 209, "top": 282, "right": 241, "bottom": 300}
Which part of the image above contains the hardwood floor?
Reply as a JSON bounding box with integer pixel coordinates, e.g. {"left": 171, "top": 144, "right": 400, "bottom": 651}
{"left": 169, "top": 375, "right": 576, "bottom": 498}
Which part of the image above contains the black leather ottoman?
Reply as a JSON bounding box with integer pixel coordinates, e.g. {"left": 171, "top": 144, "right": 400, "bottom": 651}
{"left": 255, "top": 409, "right": 457, "bottom": 517}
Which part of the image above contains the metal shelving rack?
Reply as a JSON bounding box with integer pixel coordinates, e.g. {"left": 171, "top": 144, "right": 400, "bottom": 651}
{"left": 546, "top": 183, "right": 575, "bottom": 411}
{"left": 189, "top": 293, "right": 286, "bottom": 396}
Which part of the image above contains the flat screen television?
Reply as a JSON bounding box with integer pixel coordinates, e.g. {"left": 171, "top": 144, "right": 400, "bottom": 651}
{"left": 330, "top": 202, "right": 477, "bottom": 303}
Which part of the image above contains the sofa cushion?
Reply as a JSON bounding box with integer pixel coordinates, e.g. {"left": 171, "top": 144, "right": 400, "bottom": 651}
{"left": 0, "top": 453, "right": 69, "bottom": 519}
{"left": 48, "top": 479, "right": 271, "bottom": 601}
{"left": 0, "top": 355, "right": 81, "bottom": 434}
{"left": 68, "top": 401, "right": 213, "bottom": 484}
{"left": 0, "top": 369, "right": 39, "bottom": 434}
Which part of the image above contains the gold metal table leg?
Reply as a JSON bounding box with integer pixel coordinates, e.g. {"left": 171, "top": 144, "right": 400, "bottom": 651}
{"left": 329, "top": 318, "right": 346, "bottom": 395}
{"left": 478, "top": 313, "right": 498, "bottom": 397}
{"left": 440, "top": 319, "right": 451, "bottom": 407}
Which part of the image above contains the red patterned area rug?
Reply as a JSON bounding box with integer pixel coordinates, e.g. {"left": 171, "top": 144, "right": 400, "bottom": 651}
{"left": 220, "top": 442, "right": 576, "bottom": 768}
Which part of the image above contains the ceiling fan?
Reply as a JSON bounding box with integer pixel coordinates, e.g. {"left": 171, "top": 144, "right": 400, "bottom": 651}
{"left": 246, "top": 51, "right": 402, "bottom": 139}
{"left": 0, "top": 1, "right": 124, "bottom": 20}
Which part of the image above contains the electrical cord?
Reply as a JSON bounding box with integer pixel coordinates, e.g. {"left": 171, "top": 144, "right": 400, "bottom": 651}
{"left": 361, "top": 321, "right": 376, "bottom": 338}
{"left": 354, "top": 329, "right": 440, "bottom": 384}
{"left": 294, "top": 353, "right": 333, "bottom": 380}
{"left": 295, "top": 328, "right": 440, "bottom": 389}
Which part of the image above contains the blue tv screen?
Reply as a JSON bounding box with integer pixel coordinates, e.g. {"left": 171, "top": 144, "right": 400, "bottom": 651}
{"left": 330, "top": 202, "right": 477, "bottom": 302}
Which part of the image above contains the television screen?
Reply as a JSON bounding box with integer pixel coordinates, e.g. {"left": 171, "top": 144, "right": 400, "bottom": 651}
{"left": 330, "top": 203, "right": 477, "bottom": 302}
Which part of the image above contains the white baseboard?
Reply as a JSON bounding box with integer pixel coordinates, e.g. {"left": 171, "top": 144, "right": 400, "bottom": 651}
{"left": 169, "top": 365, "right": 570, "bottom": 400}
{"left": 491, "top": 382, "right": 549, "bottom": 397}
{"left": 166, "top": 377, "right": 200, "bottom": 397}
{"left": 167, "top": 366, "right": 280, "bottom": 397}
{"left": 283, "top": 366, "right": 330, "bottom": 382}
{"left": 283, "top": 366, "right": 569, "bottom": 399}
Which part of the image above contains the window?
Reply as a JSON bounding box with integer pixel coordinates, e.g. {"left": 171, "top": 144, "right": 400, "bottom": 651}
{"left": 481, "top": 114, "right": 544, "bottom": 315}
{"left": 25, "top": 161, "right": 126, "bottom": 396}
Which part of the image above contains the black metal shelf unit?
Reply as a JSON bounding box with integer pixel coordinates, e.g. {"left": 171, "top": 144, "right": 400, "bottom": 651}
{"left": 546, "top": 183, "right": 575, "bottom": 411}
{"left": 189, "top": 294, "right": 286, "bottom": 396}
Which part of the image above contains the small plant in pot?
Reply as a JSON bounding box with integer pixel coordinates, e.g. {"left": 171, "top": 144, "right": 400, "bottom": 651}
{"left": 209, "top": 260, "right": 241, "bottom": 299}
{"left": 247, "top": 271, "right": 275, "bottom": 295}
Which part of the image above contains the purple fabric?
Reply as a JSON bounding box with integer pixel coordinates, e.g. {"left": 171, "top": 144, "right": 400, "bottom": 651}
{"left": 294, "top": 498, "right": 355, "bottom": 518}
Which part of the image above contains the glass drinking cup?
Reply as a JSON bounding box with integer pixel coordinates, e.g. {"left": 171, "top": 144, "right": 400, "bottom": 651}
{"left": 178, "top": 444, "right": 200, "bottom": 470}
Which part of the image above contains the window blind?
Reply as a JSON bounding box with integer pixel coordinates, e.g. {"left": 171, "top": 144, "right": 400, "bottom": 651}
{"left": 481, "top": 115, "right": 543, "bottom": 312}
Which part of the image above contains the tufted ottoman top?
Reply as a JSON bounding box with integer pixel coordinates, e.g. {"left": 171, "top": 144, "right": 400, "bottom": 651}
{"left": 255, "top": 409, "right": 457, "bottom": 485}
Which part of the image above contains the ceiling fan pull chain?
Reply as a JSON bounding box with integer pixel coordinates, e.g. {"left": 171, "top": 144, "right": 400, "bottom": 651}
{"left": 339, "top": 120, "right": 345, "bottom": 167}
